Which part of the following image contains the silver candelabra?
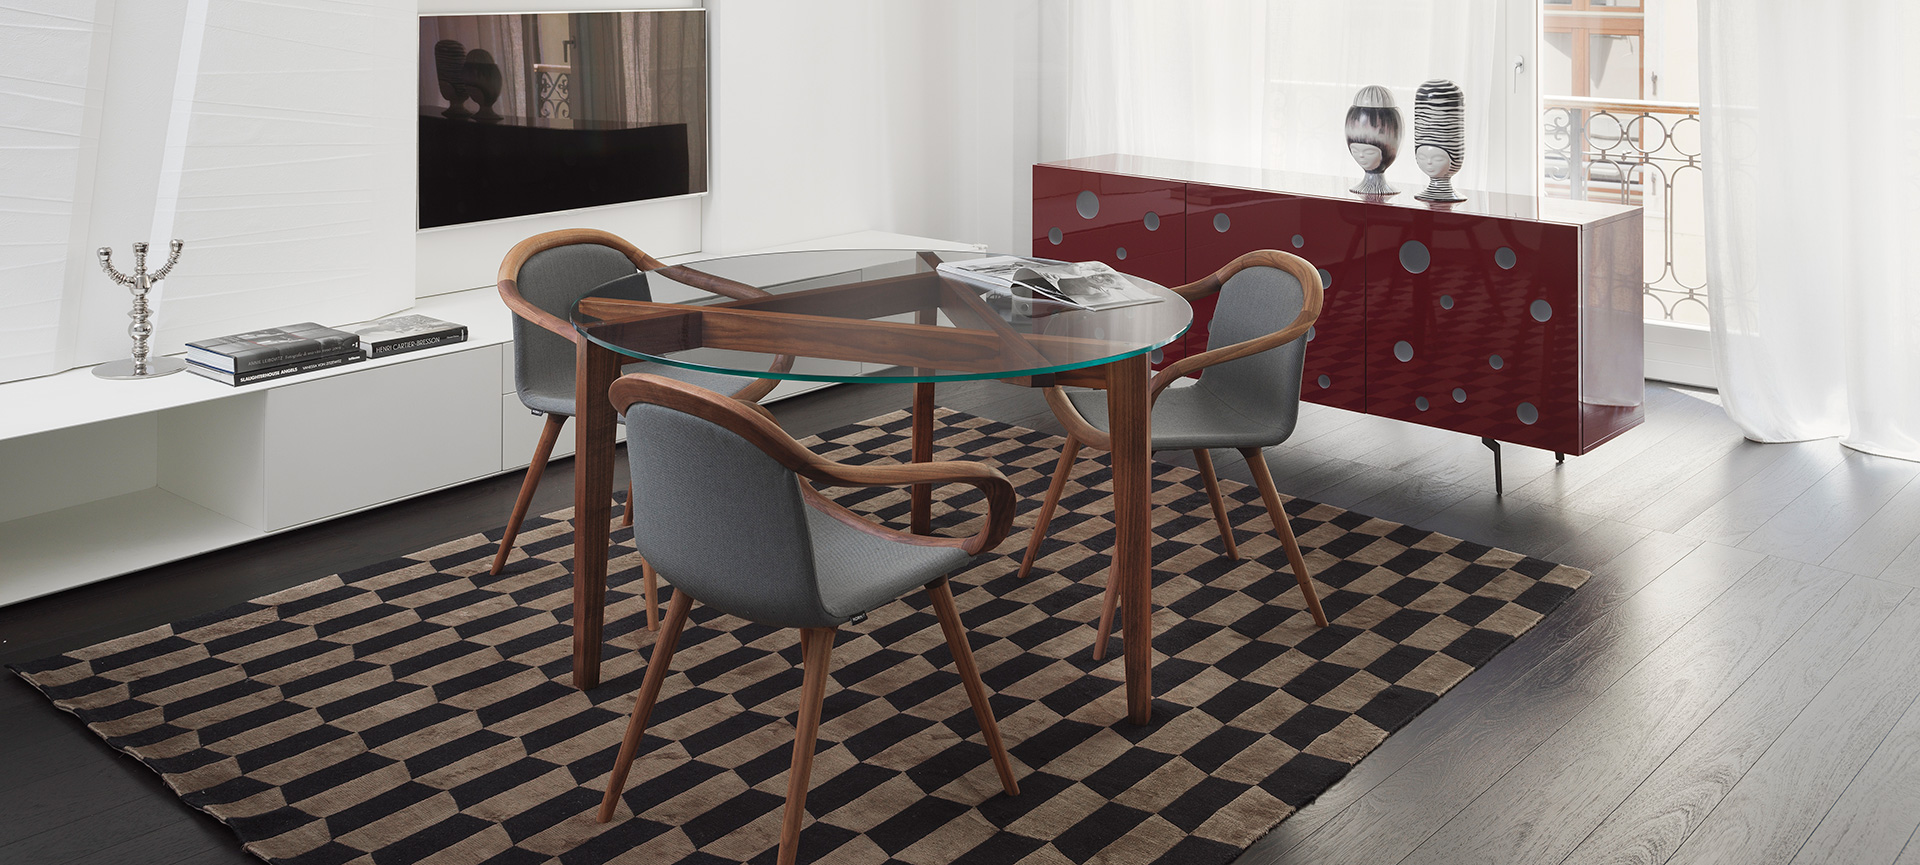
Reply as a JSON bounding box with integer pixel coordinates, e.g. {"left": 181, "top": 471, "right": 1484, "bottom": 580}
{"left": 95, "top": 240, "right": 188, "bottom": 379}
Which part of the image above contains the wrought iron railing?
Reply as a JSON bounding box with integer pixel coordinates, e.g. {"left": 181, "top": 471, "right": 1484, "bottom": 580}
{"left": 1543, "top": 96, "right": 1705, "bottom": 323}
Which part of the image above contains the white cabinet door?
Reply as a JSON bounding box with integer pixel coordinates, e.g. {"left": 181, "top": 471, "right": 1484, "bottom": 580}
{"left": 264, "top": 347, "right": 502, "bottom": 529}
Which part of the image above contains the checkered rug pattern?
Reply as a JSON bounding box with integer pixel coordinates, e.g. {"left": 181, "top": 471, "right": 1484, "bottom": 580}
{"left": 14, "top": 409, "right": 1588, "bottom": 865}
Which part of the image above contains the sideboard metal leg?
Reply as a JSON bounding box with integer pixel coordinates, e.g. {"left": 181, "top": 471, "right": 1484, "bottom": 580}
{"left": 1555, "top": 451, "right": 1566, "bottom": 464}
{"left": 1483, "top": 437, "right": 1504, "bottom": 496}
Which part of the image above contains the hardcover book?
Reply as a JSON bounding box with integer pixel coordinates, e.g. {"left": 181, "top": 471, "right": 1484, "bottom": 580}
{"left": 185, "top": 350, "right": 365, "bottom": 386}
{"left": 350, "top": 314, "right": 468, "bottom": 358}
{"left": 185, "top": 322, "right": 361, "bottom": 373}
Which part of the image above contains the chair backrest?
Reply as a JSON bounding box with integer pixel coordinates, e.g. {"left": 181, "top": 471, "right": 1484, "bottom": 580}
{"left": 1192, "top": 265, "right": 1310, "bottom": 439}
{"left": 622, "top": 401, "right": 838, "bottom": 628}
{"left": 503, "top": 235, "right": 653, "bottom": 412}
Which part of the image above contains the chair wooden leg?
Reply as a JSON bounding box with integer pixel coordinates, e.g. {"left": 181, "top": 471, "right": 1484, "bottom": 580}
{"left": 492, "top": 413, "right": 566, "bottom": 576}
{"left": 1240, "top": 447, "right": 1329, "bottom": 628}
{"left": 1091, "top": 574, "right": 1121, "bottom": 661}
{"left": 1194, "top": 449, "right": 1240, "bottom": 560}
{"left": 598, "top": 589, "right": 694, "bottom": 823}
{"left": 779, "top": 626, "right": 837, "bottom": 865}
{"left": 926, "top": 578, "right": 1019, "bottom": 796}
{"left": 641, "top": 558, "right": 660, "bottom": 632}
{"left": 623, "top": 477, "right": 634, "bottom": 528}
{"left": 1017, "top": 436, "right": 1082, "bottom": 579}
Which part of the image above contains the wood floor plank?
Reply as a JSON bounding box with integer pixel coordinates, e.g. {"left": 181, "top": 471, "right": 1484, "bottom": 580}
{"left": 1665, "top": 592, "right": 1920, "bottom": 865}
{"left": 0, "top": 748, "right": 157, "bottom": 847}
{"left": 1738, "top": 451, "right": 1920, "bottom": 566}
{"left": 1231, "top": 530, "right": 1705, "bottom": 865}
{"left": 1415, "top": 492, "right": 1604, "bottom": 560}
{"left": 1402, "top": 557, "right": 1847, "bottom": 864}
{"left": 0, "top": 790, "right": 217, "bottom": 865}
{"left": 1882, "top": 537, "right": 1920, "bottom": 590}
{"left": 1248, "top": 541, "right": 1764, "bottom": 865}
{"left": 1624, "top": 438, "right": 1806, "bottom": 533}
{"left": 1385, "top": 432, "right": 1556, "bottom": 496}
{"left": 1545, "top": 415, "right": 1752, "bottom": 522}
{"left": 65, "top": 810, "right": 246, "bottom": 865}
{"left": 1344, "top": 473, "right": 1478, "bottom": 530}
{"left": 1509, "top": 386, "right": 1721, "bottom": 507}
{"left": 1792, "top": 682, "right": 1920, "bottom": 865}
{"left": 1822, "top": 473, "right": 1920, "bottom": 577}
{"left": 1562, "top": 574, "right": 1909, "bottom": 865}
{"left": 1673, "top": 442, "right": 1850, "bottom": 547}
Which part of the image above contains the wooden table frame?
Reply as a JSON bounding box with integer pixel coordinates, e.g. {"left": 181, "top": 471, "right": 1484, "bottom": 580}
{"left": 568, "top": 274, "right": 1168, "bottom": 725}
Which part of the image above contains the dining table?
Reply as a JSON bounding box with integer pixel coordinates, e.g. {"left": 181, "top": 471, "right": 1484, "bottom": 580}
{"left": 566, "top": 247, "right": 1193, "bottom": 725}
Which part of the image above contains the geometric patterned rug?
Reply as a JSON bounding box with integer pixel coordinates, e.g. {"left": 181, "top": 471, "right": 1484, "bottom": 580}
{"left": 13, "top": 409, "right": 1588, "bottom": 865}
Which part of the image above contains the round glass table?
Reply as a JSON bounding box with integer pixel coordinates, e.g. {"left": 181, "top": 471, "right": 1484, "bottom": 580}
{"left": 563, "top": 248, "right": 1194, "bottom": 724}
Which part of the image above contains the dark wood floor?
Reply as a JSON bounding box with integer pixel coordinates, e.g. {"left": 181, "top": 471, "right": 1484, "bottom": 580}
{"left": 5, "top": 380, "right": 1919, "bottom": 865}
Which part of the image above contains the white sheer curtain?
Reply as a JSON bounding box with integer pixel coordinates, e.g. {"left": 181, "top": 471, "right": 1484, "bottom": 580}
{"left": 1700, "top": 0, "right": 1920, "bottom": 460}
{"left": 1059, "top": 0, "right": 1511, "bottom": 196}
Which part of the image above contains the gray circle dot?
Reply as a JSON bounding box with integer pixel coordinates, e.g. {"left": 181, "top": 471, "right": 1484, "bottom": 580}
{"left": 1306, "top": 325, "right": 1316, "bottom": 342}
{"left": 1116, "top": 247, "right": 1127, "bottom": 260}
{"left": 1149, "top": 348, "right": 1163, "bottom": 364}
{"left": 1400, "top": 240, "right": 1431, "bottom": 274}
{"left": 1518, "top": 402, "right": 1540, "bottom": 425}
{"left": 1452, "top": 387, "right": 1467, "bottom": 403}
{"left": 1531, "top": 299, "right": 1553, "bottom": 322}
{"left": 1047, "top": 227, "right": 1062, "bottom": 245}
{"left": 1490, "top": 354, "right": 1505, "bottom": 369}
{"left": 1144, "top": 211, "right": 1160, "bottom": 231}
{"left": 1440, "top": 294, "right": 1454, "bottom": 309}
{"left": 1076, "top": 190, "right": 1099, "bottom": 219}
{"left": 1292, "top": 234, "right": 1305, "bottom": 248}
{"left": 1394, "top": 340, "right": 1414, "bottom": 362}
{"left": 1213, "top": 212, "right": 1231, "bottom": 232}
{"left": 1416, "top": 397, "right": 1430, "bottom": 411}
{"left": 1317, "top": 374, "right": 1331, "bottom": 389}
{"left": 1318, "top": 268, "right": 1333, "bottom": 288}
{"left": 1496, "top": 247, "right": 1517, "bottom": 269}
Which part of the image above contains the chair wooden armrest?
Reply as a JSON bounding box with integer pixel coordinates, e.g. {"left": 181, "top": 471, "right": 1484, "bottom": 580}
{"left": 500, "top": 228, "right": 791, "bottom": 398}
{"left": 611, "top": 373, "right": 1016, "bottom": 555}
{"left": 1043, "top": 248, "right": 1326, "bottom": 435}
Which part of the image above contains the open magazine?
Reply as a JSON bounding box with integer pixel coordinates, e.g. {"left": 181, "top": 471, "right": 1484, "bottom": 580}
{"left": 936, "top": 256, "right": 1162, "bottom": 313}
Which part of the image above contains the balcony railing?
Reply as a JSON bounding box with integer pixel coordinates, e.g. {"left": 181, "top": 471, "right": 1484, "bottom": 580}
{"left": 1544, "top": 96, "right": 1705, "bottom": 323}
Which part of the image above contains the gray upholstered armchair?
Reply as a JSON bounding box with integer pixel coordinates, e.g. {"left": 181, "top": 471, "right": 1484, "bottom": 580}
{"left": 595, "top": 373, "right": 1020, "bottom": 865}
{"left": 1018, "top": 249, "right": 1330, "bottom": 658}
{"left": 491, "top": 228, "right": 785, "bottom": 629}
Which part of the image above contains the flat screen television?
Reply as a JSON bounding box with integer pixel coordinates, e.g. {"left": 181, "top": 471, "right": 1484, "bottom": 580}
{"left": 416, "top": 10, "right": 708, "bottom": 229}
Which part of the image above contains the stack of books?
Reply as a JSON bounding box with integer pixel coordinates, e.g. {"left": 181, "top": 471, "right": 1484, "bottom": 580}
{"left": 349, "top": 314, "right": 467, "bottom": 358}
{"left": 185, "top": 323, "right": 364, "bottom": 386}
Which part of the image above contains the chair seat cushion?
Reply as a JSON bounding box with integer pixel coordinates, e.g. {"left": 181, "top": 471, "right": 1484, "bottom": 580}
{"left": 519, "top": 360, "right": 755, "bottom": 418}
{"left": 807, "top": 507, "right": 972, "bottom": 621}
{"left": 1067, "top": 384, "right": 1290, "bottom": 451}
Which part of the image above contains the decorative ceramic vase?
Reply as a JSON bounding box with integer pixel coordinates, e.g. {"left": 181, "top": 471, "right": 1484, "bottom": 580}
{"left": 464, "top": 49, "right": 503, "bottom": 123}
{"left": 1346, "top": 85, "right": 1402, "bottom": 196}
{"left": 434, "top": 40, "right": 471, "bottom": 119}
{"left": 1414, "top": 79, "right": 1467, "bottom": 202}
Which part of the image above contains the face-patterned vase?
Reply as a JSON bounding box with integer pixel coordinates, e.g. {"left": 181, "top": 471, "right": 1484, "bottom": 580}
{"left": 1346, "top": 85, "right": 1402, "bottom": 196}
{"left": 1414, "top": 79, "right": 1467, "bottom": 202}
{"left": 434, "top": 40, "right": 471, "bottom": 119}
{"left": 464, "top": 49, "right": 504, "bottom": 123}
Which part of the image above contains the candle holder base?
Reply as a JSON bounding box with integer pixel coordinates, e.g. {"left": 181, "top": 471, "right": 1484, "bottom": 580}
{"left": 94, "top": 357, "right": 188, "bottom": 380}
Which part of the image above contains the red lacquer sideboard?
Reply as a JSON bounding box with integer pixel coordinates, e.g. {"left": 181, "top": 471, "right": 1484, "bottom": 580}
{"left": 1034, "top": 154, "right": 1645, "bottom": 464}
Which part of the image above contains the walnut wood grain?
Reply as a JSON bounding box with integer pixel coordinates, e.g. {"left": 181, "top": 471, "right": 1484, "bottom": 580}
{"left": 1108, "top": 352, "right": 1154, "bottom": 725}
{"left": 570, "top": 339, "right": 622, "bottom": 690}
{"left": 597, "top": 589, "right": 693, "bottom": 823}
{"left": 927, "top": 576, "right": 1020, "bottom": 796}
{"left": 492, "top": 413, "right": 565, "bottom": 576}
{"left": 779, "top": 627, "right": 837, "bottom": 865}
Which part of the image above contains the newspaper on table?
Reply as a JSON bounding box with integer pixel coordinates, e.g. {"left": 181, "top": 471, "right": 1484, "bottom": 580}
{"left": 936, "top": 256, "right": 1162, "bottom": 313}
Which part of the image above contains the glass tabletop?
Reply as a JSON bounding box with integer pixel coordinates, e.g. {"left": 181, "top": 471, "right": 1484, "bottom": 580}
{"left": 570, "top": 248, "right": 1194, "bottom": 383}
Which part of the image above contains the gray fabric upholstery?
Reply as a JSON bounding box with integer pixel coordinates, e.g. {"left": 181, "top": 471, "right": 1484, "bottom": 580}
{"left": 625, "top": 404, "right": 969, "bottom": 629}
{"left": 511, "top": 249, "right": 748, "bottom": 417}
{"left": 1067, "top": 265, "right": 1309, "bottom": 451}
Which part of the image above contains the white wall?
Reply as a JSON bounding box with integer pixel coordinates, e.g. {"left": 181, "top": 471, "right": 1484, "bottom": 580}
{"left": 7, "top": 0, "right": 1050, "bottom": 378}
{"left": 416, "top": 0, "right": 1047, "bottom": 297}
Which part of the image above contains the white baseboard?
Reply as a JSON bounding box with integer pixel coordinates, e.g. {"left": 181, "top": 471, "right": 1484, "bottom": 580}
{"left": 1645, "top": 320, "right": 1717, "bottom": 389}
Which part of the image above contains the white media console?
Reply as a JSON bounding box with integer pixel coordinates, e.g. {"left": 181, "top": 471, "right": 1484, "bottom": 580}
{"left": 0, "top": 232, "right": 979, "bottom": 607}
